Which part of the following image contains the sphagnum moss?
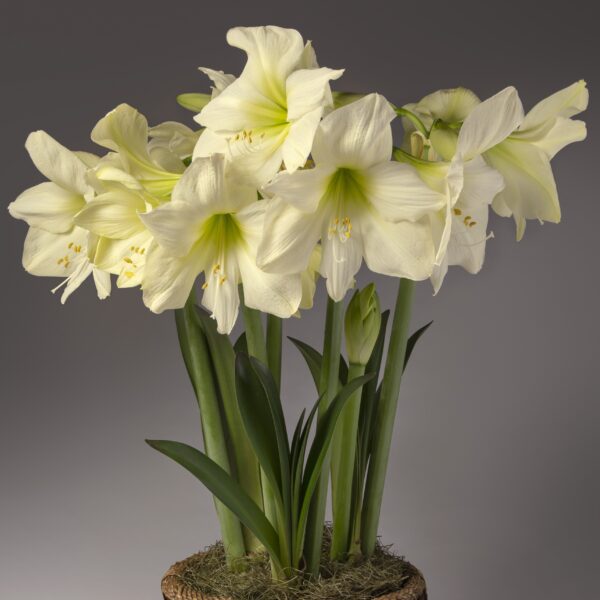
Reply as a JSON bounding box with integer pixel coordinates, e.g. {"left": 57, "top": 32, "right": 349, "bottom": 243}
{"left": 176, "top": 528, "right": 411, "bottom": 600}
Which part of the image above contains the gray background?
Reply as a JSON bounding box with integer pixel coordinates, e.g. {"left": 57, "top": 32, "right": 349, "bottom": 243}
{"left": 1, "top": 1, "right": 598, "bottom": 598}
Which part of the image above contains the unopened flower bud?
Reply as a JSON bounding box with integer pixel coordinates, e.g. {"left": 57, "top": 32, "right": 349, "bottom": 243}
{"left": 344, "top": 283, "right": 381, "bottom": 366}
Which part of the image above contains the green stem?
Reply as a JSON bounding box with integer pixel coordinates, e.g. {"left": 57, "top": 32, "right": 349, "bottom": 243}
{"left": 239, "top": 289, "right": 279, "bottom": 572}
{"left": 305, "top": 297, "right": 345, "bottom": 576}
{"left": 331, "top": 362, "right": 366, "bottom": 559}
{"left": 394, "top": 106, "right": 428, "bottom": 137}
{"left": 193, "top": 307, "right": 263, "bottom": 553}
{"left": 266, "top": 315, "right": 283, "bottom": 390}
{"left": 361, "top": 279, "right": 415, "bottom": 556}
{"left": 175, "top": 292, "right": 246, "bottom": 565}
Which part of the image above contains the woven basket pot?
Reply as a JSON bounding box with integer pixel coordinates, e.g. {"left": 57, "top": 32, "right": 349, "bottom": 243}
{"left": 161, "top": 552, "right": 427, "bottom": 600}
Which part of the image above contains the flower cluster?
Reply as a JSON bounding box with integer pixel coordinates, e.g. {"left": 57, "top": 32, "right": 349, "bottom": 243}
{"left": 9, "top": 26, "right": 588, "bottom": 333}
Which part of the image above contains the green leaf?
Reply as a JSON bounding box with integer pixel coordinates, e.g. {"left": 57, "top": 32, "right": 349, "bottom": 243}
{"left": 177, "top": 93, "right": 212, "bottom": 112}
{"left": 403, "top": 320, "right": 433, "bottom": 372}
{"left": 146, "top": 439, "right": 281, "bottom": 565}
{"left": 295, "top": 374, "right": 374, "bottom": 558}
{"left": 358, "top": 310, "right": 390, "bottom": 468}
{"left": 234, "top": 332, "right": 248, "bottom": 355}
{"left": 235, "top": 353, "right": 284, "bottom": 500}
{"left": 288, "top": 337, "right": 348, "bottom": 391}
{"left": 247, "top": 357, "right": 292, "bottom": 511}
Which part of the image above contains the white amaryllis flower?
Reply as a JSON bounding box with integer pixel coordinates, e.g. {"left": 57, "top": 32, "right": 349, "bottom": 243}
{"left": 74, "top": 182, "right": 156, "bottom": 288}
{"left": 406, "top": 81, "right": 588, "bottom": 240}
{"left": 401, "top": 87, "right": 524, "bottom": 292}
{"left": 91, "top": 104, "right": 186, "bottom": 199}
{"left": 486, "top": 80, "right": 588, "bottom": 239}
{"left": 140, "top": 154, "right": 302, "bottom": 333}
{"left": 8, "top": 131, "right": 111, "bottom": 302}
{"left": 193, "top": 26, "right": 344, "bottom": 186}
{"left": 257, "top": 93, "right": 444, "bottom": 302}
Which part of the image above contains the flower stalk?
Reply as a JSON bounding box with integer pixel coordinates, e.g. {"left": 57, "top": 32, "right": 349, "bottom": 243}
{"left": 361, "top": 278, "right": 415, "bottom": 556}
{"left": 304, "top": 297, "right": 345, "bottom": 576}
{"left": 175, "top": 291, "right": 246, "bottom": 565}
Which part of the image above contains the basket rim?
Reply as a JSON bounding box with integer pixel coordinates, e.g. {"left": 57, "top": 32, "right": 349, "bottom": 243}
{"left": 161, "top": 550, "right": 427, "bottom": 600}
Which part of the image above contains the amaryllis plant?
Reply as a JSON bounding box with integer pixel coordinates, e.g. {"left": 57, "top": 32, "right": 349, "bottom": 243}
{"left": 9, "top": 25, "right": 588, "bottom": 581}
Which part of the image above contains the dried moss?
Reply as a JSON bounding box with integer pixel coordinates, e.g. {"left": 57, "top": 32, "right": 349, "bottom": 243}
{"left": 175, "top": 527, "right": 412, "bottom": 599}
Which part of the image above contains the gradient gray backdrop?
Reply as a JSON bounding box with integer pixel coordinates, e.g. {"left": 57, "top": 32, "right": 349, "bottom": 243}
{"left": 1, "top": 1, "right": 598, "bottom": 598}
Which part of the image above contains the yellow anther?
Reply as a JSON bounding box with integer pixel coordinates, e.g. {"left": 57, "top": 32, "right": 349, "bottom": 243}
{"left": 469, "top": 221, "right": 477, "bottom": 227}
{"left": 220, "top": 276, "right": 227, "bottom": 284}
{"left": 124, "top": 271, "right": 134, "bottom": 278}
{"left": 140, "top": 248, "right": 146, "bottom": 255}
{"left": 453, "top": 208, "right": 462, "bottom": 216}
{"left": 57, "top": 258, "right": 63, "bottom": 264}
{"left": 202, "top": 282, "right": 209, "bottom": 289}
{"left": 68, "top": 242, "right": 73, "bottom": 249}
{"left": 463, "top": 215, "right": 472, "bottom": 225}
{"left": 123, "top": 257, "right": 133, "bottom": 264}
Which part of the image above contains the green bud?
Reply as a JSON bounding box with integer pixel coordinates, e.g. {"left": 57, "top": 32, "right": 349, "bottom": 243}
{"left": 344, "top": 283, "right": 382, "bottom": 366}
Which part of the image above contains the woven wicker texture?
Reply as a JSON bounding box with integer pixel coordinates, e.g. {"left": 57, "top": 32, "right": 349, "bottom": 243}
{"left": 161, "top": 552, "right": 427, "bottom": 600}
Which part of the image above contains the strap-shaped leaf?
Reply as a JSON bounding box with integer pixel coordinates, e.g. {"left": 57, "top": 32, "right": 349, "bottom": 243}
{"left": 358, "top": 310, "right": 390, "bottom": 473}
{"left": 295, "top": 374, "right": 374, "bottom": 558}
{"left": 146, "top": 439, "right": 281, "bottom": 565}
{"left": 290, "top": 409, "right": 306, "bottom": 475}
{"left": 403, "top": 321, "right": 433, "bottom": 372}
{"left": 288, "top": 337, "right": 349, "bottom": 391}
{"left": 177, "top": 93, "right": 212, "bottom": 112}
{"left": 247, "top": 357, "right": 292, "bottom": 513}
{"left": 234, "top": 332, "right": 248, "bottom": 355}
{"left": 234, "top": 354, "right": 285, "bottom": 506}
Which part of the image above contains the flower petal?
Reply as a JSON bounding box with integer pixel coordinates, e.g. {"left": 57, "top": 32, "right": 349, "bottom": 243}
{"left": 321, "top": 234, "right": 363, "bottom": 301}
{"left": 262, "top": 164, "right": 334, "bottom": 212}
{"left": 140, "top": 201, "right": 204, "bottom": 257}
{"left": 22, "top": 227, "right": 87, "bottom": 277}
{"left": 531, "top": 117, "right": 587, "bottom": 159}
{"left": 9, "top": 182, "right": 85, "bottom": 233}
{"left": 413, "top": 87, "right": 481, "bottom": 124}
{"left": 257, "top": 199, "right": 323, "bottom": 275}
{"left": 25, "top": 131, "right": 90, "bottom": 196}
{"left": 172, "top": 154, "right": 225, "bottom": 208}
{"left": 92, "top": 268, "right": 112, "bottom": 300}
{"left": 197, "top": 77, "right": 288, "bottom": 133}
{"left": 460, "top": 156, "right": 505, "bottom": 209}
{"left": 519, "top": 80, "right": 588, "bottom": 137}
{"left": 227, "top": 25, "right": 305, "bottom": 106}
{"left": 142, "top": 242, "right": 205, "bottom": 313}
{"left": 360, "top": 212, "right": 434, "bottom": 281}
{"left": 192, "top": 128, "right": 230, "bottom": 159}
{"left": 456, "top": 87, "right": 524, "bottom": 160}
{"left": 486, "top": 139, "right": 560, "bottom": 239}
{"left": 364, "top": 161, "right": 446, "bottom": 222}
{"left": 199, "top": 67, "right": 236, "bottom": 97}
{"left": 286, "top": 67, "right": 343, "bottom": 121}
{"left": 74, "top": 189, "right": 147, "bottom": 239}
{"left": 237, "top": 250, "right": 302, "bottom": 319}
{"left": 281, "top": 107, "right": 323, "bottom": 173}
{"left": 446, "top": 202, "right": 490, "bottom": 275}
{"left": 201, "top": 270, "right": 240, "bottom": 335}
{"left": 312, "top": 93, "right": 395, "bottom": 169}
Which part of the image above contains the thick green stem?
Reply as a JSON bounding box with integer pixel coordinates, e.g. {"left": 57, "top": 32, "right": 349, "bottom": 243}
{"left": 175, "top": 294, "right": 246, "bottom": 565}
{"left": 305, "top": 298, "right": 345, "bottom": 576}
{"left": 193, "top": 307, "right": 263, "bottom": 553}
{"left": 331, "top": 362, "right": 366, "bottom": 559}
{"left": 266, "top": 315, "right": 283, "bottom": 390}
{"left": 239, "top": 289, "right": 279, "bottom": 572}
{"left": 361, "top": 279, "right": 415, "bottom": 556}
